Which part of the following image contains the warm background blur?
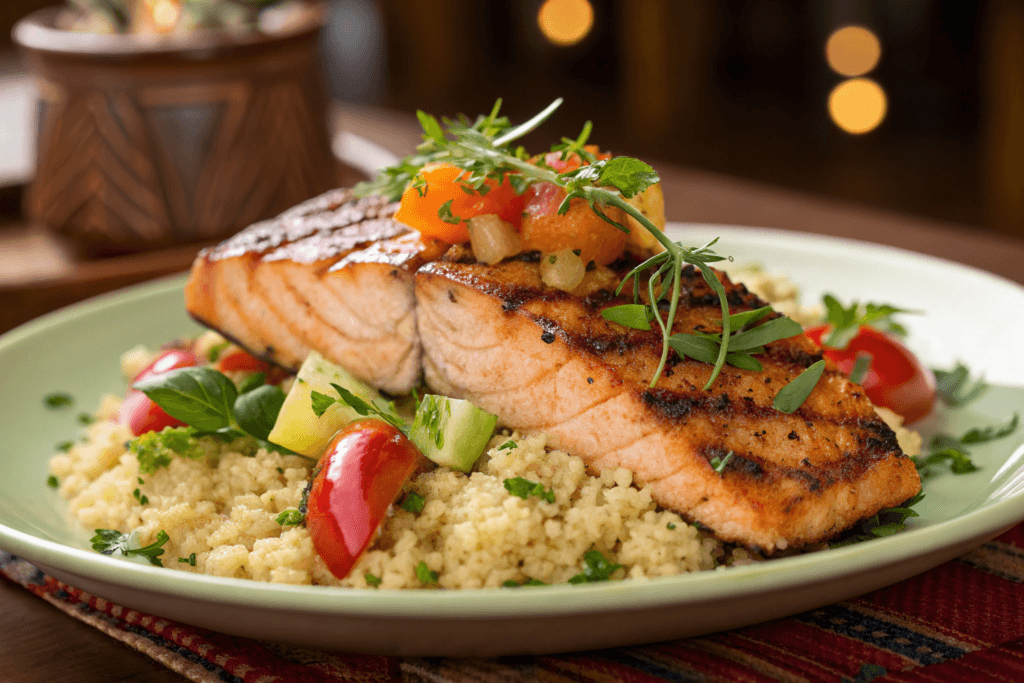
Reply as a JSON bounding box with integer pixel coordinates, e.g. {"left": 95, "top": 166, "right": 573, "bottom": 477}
{"left": 0, "top": 0, "right": 1020, "bottom": 234}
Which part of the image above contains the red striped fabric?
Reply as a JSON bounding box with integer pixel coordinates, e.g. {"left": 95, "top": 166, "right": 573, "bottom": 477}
{"left": 2, "top": 522, "right": 1022, "bottom": 682}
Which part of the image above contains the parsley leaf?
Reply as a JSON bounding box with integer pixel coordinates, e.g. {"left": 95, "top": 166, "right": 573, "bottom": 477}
{"left": 401, "top": 492, "right": 426, "bottom": 514}
{"left": 43, "top": 392, "right": 73, "bottom": 409}
{"left": 415, "top": 561, "right": 439, "bottom": 585}
{"left": 437, "top": 199, "right": 462, "bottom": 225}
{"left": 90, "top": 529, "right": 170, "bottom": 567}
{"left": 709, "top": 451, "right": 734, "bottom": 473}
{"left": 960, "top": 413, "right": 1019, "bottom": 445}
{"left": 177, "top": 553, "right": 197, "bottom": 566}
{"left": 568, "top": 550, "right": 622, "bottom": 583}
{"left": 131, "top": 426, "right": 202, "bottom": 475}
{"left": 206, "top": 340, "right": 230, "bottom": 363}
{"left": 46, "top": 475, "right": 59, "bottom": 489}
{"left": 365, "top": 572, "right": 383, "bottom": 587}
{"left": 503, "top": 578, "right": 546, "bottom": 587}
{"left": 310, "top": 390, "right": 336, "bottom": 418}
{"left": 594, "top": 157, "right": 659, "bottom": 198}
{"left": 497, "top": 440, "right": 518, "bottom": 451}
{"left": 933, "top": 362, "right": 988, "bottom": 407}
{"left": 56, "top": 440, "right": 74, "bottom": 453}
{"left": 503, "top": 477, "right": 556, "bottom": 503}
{"left": 275, "top": 509, "right": 305, "bottom": 526}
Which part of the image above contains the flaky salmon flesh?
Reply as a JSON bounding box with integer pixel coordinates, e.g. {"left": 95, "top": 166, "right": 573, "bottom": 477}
{"left": 186, "top": 190, "right": 921, "bottom": 551}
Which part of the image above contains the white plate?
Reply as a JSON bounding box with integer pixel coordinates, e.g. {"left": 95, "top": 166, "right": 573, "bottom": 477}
{"left": 1, "top": 225, "right": 1022, "bottom": 656}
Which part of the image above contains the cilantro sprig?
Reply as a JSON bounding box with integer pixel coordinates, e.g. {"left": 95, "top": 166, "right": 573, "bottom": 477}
{"left": 357, "top": 99, "right": 736, "bottom": 390}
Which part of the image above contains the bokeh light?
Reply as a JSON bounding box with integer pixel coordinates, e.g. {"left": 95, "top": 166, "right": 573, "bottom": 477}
{"left": 537, "top": 0, "right": 594, "bottom": 47}
{"left": 826, "top": 26, "right": 882, "bottom": 77}
{"left": 149, "top": 0, "right": 181, "bottom": 32}
{"left": 828, "top": 78, "right": 887, "bottom": 134}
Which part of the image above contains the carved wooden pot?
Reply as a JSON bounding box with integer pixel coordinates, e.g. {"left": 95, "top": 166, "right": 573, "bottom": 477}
{"left": 14, "top": 6, "right": 335, "bottom": 254}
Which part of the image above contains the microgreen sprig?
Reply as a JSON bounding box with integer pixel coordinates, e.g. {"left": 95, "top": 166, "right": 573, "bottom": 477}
{"left": 358, "top": 99, "right": 736, "bottom": 389}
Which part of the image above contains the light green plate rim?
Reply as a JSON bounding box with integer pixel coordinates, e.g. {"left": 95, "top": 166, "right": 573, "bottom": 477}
{"left": 1, "top": 227, "right": 1023, "bottom": 622}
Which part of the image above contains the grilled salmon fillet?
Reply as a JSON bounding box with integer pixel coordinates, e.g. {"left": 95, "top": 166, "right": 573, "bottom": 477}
{"left": 415, "top": 247, "right": 921, "bottom": 552}
{"left": 185, "top": 189, "right": 446, "bottom": 393}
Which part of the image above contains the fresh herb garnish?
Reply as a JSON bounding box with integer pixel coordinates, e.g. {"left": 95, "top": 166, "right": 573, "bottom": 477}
{"left": 666, "top": 522, "right": 677, "bottom": 530}
{"left": 131, "top": 426, "right": 202, "bottom": 475}
{"left": 772, "top": 360, "right": 826, "bottom": 413}
{"left": 568, "top": 550, "right": 622, "bottom": 583}
{"left": 503, "top": 578, "right": 546, "bottom": 587}
{"left": 600, "top": 303, "right": 652, "bottom": 331}
{"left": 178, "top": 553, "right": 197, "bottom": 566}
{"left": 133, "top": 367, "right": 306, "bottom": 460}
{"left": 207, "top": 340, "right": 230, "bottom": 363}
{"left": 401, "top": 492, "right": 426, "bottom": 514}
{"left": 365, "top": 573, "right": 382, "bottom": 587}
{"left": 275, "top": 509, "right": 305, "bottom": 526}
{"left": 497, "top": 440, "right": 518, "bottom": 451}
{"left": 133, "top": 488, "right": 149, "bottom": 505}
{"left": 77, "top": 412, "right": 95, "bottom": 425}
{"left": 503, "top": 477, "right": 556, "bottom": 503}
{"left": 90, "top": 529, "right": 170, "bottom": 566}
{"left": 310, "top": 384, "right": 406, "bottom": 433}
{"left": 959, "top": 412, "right": 1019, "bottom": 445}
{"left": 237, "top": 372, "right": 266, "bottom": 395}
{"left": 44, "top": 392, "right": 73, "bottom": 409}
{"left": 820, "top": 295, "right": 916, "bottom": 349}
{"left": 56, "top": 440, "right": 74, "bottom": 453}
{"left": 916, "top": 413, "right": 1019, "bottom": 478}
{"left": 709, "top": 451, "right": 734, "bottom": 473}
{"left": 415, "top": 560, "right": 438, "bottom": 585}
{"left": 933, "top": 362, "right": 988, "bottom": 407}
{"left": 357, "top": 99, "right": 735, "bottom": 390}
{"left": 46, "top": 475, "right": 59, "bottom": 489}
{"left": 831, "top": 490, "right": 924, "bottom": 547}
{"left": 848, "top": 353, "right": 872, "bottom": 385}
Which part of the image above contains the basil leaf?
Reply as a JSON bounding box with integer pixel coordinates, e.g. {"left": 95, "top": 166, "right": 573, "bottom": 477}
{"left": 728, "top": 316, "right": 803, "bottom": 352}
{"left": 594, "top": 157, "right": 659, "bottom": 198}
{"left": 134, "top": 367, "right": 237, "bottom": 432}
{"left": 773, "top": 360, "right": 826, "bottom": 413}
{"left": 600, "top": 304, "right": 652, "bottom": 331}
{"left": 234, "top": 384, "right": 286, "bottom": 441}
{"left": 238, "top": 372, "right": 266, "bottom": 395}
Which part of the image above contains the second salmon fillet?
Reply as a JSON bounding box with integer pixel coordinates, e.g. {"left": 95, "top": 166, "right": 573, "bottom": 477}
{"left": 415, "top": 248, "right": 921, "bottom": 552}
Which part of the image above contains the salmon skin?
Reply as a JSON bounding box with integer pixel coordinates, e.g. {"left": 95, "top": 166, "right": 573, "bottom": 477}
{"left": 415, "top": 246, "right": 921, "bottom": 552}
{"left": 185, "top": 188, "right": 446, "bottom": 393}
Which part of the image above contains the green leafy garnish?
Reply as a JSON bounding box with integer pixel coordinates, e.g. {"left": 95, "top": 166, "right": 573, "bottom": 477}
{"left": 365, "top": 573, "right": 382, "bottom": 587}
{"left": 709, "top": 451, "right": 734, "bottom": 473}
{"left": 401, "top": 492, "right": 426, "bottom": 514}
{"left": 207, "top": 340, "right": 230, "bottom": 363}
{"left": 600, "top": 304, "right": 652, "bottom": 331}
{"left": 133, "top": 488, "right": 149, "bottom": 505}
{"left": 820, "top": 295, "right": 916, "bottom": 349}
{"left": 90, "top": 529, "right": 170, "bottom": 566}
{"left": 568, "top": 550, "right": 622, "bottom": 583}
{"left": 131, "top": 426, "right": 203, "bottom": 475}
{"left": 275, "top": 509, "right": 305, "bottom": 526}
{"left": 356, "top": 99, "right": 735, "bottom": 390}
{"left": 56, "top": 440, "right": 74, "bottom": 453}
{"left": 77, "top": 412, "right": 95, "bottom": 425}
{"left": 503, "top": 477, "right": 556, "bottom": 503}
{"left": 848, "top": 353, "right": 872, "bottom": 385}
{"left": 237, "top": 372, "right": 266, "bottom": 395}
{"left": 960, "top": 413, "right": 1019, "bottom": 444}
{"left": 497, "top": 440, "right": 518, "bottom": 451}
{"left": 831, "top": 490, "right": 924, "bottom": 547}
{"left": 933, "top": 362, "right": 988, "bottom": 407}
{"left": 178, "top": 553, "right": 197, "bottom": 566}
{"left": 666, "top": 522, "right": 677, "bottom": 530}
{"left": 310, "top": 383, "right": 406, "bottom": 433}
{"left": 415, "top": 561, "right": 439, "bottom": 585}
{"left": 917, "top": 448, "right": 979, "bottom": 476}
{"left": 437, "top": 198, "right": 462, "bottom": 224}
{"left": 503, "top": 578, "right": 546, "bottom": 587}
{"left": 44, "top": 392, "right": 73, "bottom": 409}
{"left": 46, "top": 475, "right": 59, "bottom": 489}
{"left": 916, "top": 413, "right": 1019, "bottom": 478}
{"left": 773, "top": 360, "right": 826, "bottom": 413}
{"left": 669, "top": 312, "right": 802, "bottom": 377}
{"left": 133, "top": 367, "right": 308, "bottom": 460}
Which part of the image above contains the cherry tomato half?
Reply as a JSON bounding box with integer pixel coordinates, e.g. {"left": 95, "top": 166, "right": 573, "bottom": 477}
{"left": 393, "top": 164, "right": 525, "bottom": 244}
{"left": 306, "top": 419, "right": 421, "bottom": 580}
{"left": 806, "top": 325, "right": 937, "bottom": 424}
{"left": 119, "top": 349, "right": 199, "bottom": 436}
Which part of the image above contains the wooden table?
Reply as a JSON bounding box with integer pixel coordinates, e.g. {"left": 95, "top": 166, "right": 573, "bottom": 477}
{"left": 3, "top": 104, "right": 1024, "bottom": 682}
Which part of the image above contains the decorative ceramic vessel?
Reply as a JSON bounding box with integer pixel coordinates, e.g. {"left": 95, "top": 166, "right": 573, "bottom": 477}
{"left": 14, "top": 5, "right": 335, "bottom": 254}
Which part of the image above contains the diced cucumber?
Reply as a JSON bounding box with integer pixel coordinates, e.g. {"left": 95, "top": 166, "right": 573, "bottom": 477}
{"left": 267, "top": 351, "right": 380, "bottom": 457}
{"left": 409, "top": 395, "right": 497, "bottom": 472}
